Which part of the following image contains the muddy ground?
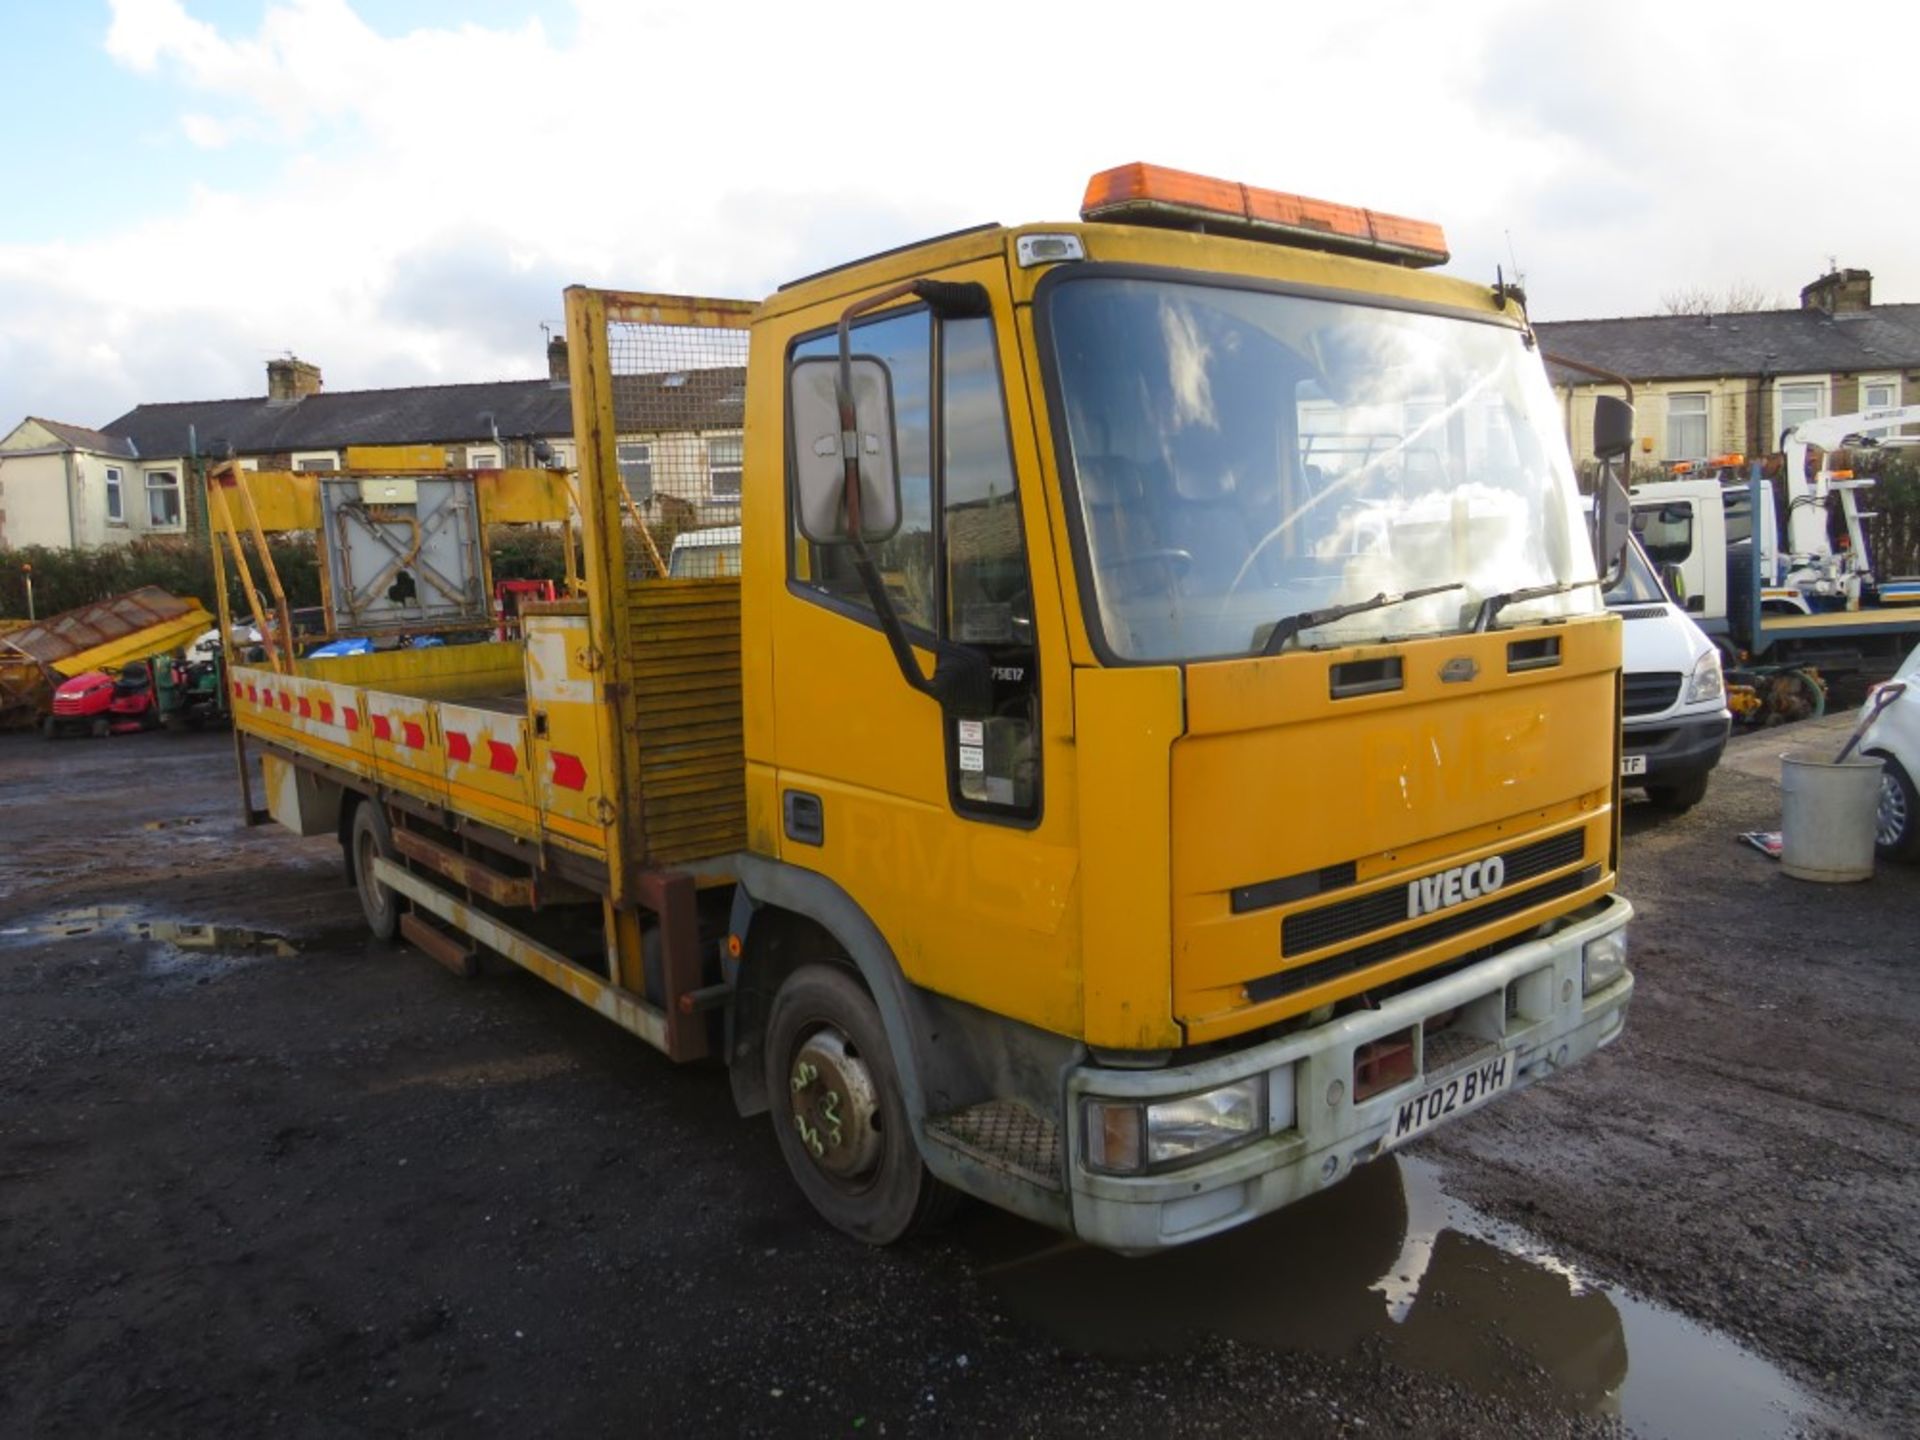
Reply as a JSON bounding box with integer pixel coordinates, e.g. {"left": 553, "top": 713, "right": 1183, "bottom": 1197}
{"left": 1, "top": 724, "right": 1913, "bottom": 1438}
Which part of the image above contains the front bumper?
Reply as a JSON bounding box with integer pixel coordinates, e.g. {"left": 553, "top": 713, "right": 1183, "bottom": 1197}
{"left": 1065, "top": 893, "right": 1633, "bottom": 1252}
{"left": 1623, "top": 710, "right": 1729, "bottom": 788}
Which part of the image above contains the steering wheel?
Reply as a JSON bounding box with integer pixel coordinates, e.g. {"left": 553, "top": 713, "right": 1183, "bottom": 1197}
{"left": 1099, "top": 548, "right": 1194, "bottom": 599}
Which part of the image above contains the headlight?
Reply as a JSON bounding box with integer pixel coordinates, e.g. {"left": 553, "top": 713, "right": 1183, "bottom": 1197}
{"left": 1684, "top": 649, "right": 1724, "bottom": 705}
{"left": 1582, "top": 931, "right": 1629, "bottom": 996}
{"left": 1084, "top": 1076, "right": 1266, "bottom": 1174}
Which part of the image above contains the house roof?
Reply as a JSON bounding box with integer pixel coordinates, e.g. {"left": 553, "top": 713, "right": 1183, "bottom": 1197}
{"left": 100, "top": 366, "right": 748, "bottom": 460}
{"left": 1535, "top": 304, "right": 1920, "bottom": 386}
{"left": 26, "top": 417, "right": 138, "bottom": 457}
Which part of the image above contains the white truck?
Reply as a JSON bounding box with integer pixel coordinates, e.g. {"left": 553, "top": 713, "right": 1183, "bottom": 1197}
{"left": 1606, "top": 536, "right": 1728, "bottom": 811}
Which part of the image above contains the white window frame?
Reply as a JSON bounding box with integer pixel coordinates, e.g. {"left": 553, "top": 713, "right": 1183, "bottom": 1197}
{"left": 1665, "top": 391, "right": 1710, "bottom": 461}
{"left": 1774, "top": 378, "right": 1828, "bottom": 441}
{"left": 706, "top": 432, "right": 743, "bottom": 502}
{"left": 144, "top": 469, "right": 183, "bottom": 529}
{"left": 291, "top": 451, "right": 340, "bottom": 472}
{"left": 104, "top": 465, "right": 124, "bottom": 524}
{"left": 1860, "top": 374, "right": 1900, "bottom": 411}
{"left": 237, "top": 457, "right": 260, "bottom": 472}
{"left": 547, "top": 440, "right": 575, "bottom": 469}
{"left": 465, "top": 445, "right": 502, "bottom": 470}
{"left": 616, "top": 440, "right": 653, "bottom": 502}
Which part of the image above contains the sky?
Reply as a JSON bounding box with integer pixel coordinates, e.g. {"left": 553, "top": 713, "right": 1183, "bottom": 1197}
{"left": 3, "top": 0, "right": 1918, "bottom": 428}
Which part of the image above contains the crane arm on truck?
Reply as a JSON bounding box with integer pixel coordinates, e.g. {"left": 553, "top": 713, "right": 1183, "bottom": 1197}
{"left": 1781, "top": 403, "right": 1920, "bottom": 566}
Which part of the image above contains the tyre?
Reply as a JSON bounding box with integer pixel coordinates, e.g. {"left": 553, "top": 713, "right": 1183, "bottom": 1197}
{"left": 349, "top": 800, "right": 404, "bottom": 940}
{"left": 40, "top": 716, "right": 57, "bottom": 740}
{"left": 1866, "top": 750, "right": 1920, "bottom": 862}
{"left": 1647, "top": 769, "right": 1710, "bottom": 814}
{"left": 764, "top": 963, "right": 959, "bottom": 1244}
{"left": 89, "top": 717, "right": 110, "bottom": 739}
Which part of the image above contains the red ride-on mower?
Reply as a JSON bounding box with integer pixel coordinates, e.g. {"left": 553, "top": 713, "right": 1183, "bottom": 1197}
{"left": 43, "top": 660, "right": 162, "bottom": 739}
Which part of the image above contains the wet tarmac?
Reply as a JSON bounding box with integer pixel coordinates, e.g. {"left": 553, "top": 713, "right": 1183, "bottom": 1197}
{"left": 0, "top": 905, "right": 296, "bottom": 960}
{"left": 966, "top": 1154, "right": 1824, "bottom": 1438}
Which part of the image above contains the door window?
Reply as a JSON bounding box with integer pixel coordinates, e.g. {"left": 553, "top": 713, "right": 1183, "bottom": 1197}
{"left": 1633, "top": 502, "right": 1694, "bottom": 566}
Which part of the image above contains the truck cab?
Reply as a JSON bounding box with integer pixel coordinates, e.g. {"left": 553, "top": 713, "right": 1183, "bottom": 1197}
{"left": 1606, "top": 535, "right": 1728, "bottom": 811}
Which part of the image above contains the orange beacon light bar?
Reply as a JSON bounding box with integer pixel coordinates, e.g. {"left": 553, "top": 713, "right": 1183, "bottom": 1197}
{"left": 1080, "top": 163, "right": 1450, "bottom": 269}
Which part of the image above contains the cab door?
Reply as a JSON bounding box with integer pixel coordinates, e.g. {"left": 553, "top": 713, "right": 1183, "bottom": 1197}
{"left": 766, "top": 261, "right": 1082, "bottom": 1036}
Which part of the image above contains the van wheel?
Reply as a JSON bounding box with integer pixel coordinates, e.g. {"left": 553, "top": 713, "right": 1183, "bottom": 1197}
{"left": 350, "top": 802, "right": 404, "bottom": 940}
{"left": 1867, "top": 750, "right": 1920, "bottom": 862}
{"left": 1647, "top": 770, "right": 1710, "bottom": 813}
{"left": 764, "top": 964, "right": 958, "bottom": 1244}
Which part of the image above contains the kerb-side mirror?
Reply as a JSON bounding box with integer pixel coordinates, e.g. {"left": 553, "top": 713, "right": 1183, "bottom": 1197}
{"left": 790, "top": 355, "right": 902, "bottom": 546}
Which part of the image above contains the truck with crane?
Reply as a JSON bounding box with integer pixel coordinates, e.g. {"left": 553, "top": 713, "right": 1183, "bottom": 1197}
{"left": 1629, "top": 405, "right": 1920, "bottom": 715}
{"left": 211, "top": 163, "right": 1637, "bottom": 1251}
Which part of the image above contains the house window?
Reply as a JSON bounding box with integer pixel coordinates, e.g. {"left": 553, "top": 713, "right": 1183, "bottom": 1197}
{"left": 466, "top": 446, "right": 501, "bottom": 469}
{"left": 1862, "top": 375, "right": 1899, "bottom": 410}
{"left": 617, "top": 441, "right": 653, "bottom": 502}
{"left": 1666, "top": 392, "right": 1709, "bottom": 460}
{"left": 145, "top": 471, "right": 182, "bottom": 528}
{"left": 706, "top": 434, "right": 743, "bottom": 501}
{"left": 105, "top": 466, "right": 124, "bottom": 523}
{"left": 1776, "top": 381, "right": 1825, "bottom": 439}
{"left": 548, "top": 441, "right": 575, "bottom": 469}
{"left": 292, "top": 452, "right": 339, "bottom": 472}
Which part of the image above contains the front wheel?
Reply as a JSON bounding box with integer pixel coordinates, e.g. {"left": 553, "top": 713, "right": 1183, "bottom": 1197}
{"left": 1867, "top": 750, "right": 1920, "bottom": 862}
{"left": 1647, "top": 769, "right": 1711, "bottom": 814}
{"left": 764, "top": 964, "right": 958, "bottom": 1244}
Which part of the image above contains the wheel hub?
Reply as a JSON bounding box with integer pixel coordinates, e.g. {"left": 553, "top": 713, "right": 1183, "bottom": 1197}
{"left": 1879, "top": 774, "right": 1907, "bottom": 847}
{"left": 788, "top": 1027, "right": 882, "bottom": 1179}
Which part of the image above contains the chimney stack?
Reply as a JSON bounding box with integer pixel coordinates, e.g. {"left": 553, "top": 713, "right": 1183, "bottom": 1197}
{"left": 1800, "top": 268, "right": 1873, "bottom": 315}
{"left": 267, "top": 356, "right": 323, "bottom": 402}
{"left": 547, "top": 336, "right": 570, "bottom": 387}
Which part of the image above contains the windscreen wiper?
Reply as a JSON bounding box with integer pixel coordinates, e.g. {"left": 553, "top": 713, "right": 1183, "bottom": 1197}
{"left": 1470, "top": 578, "right": 1599, "bottom": 633}
{"left": 1258, "top": 583, "right": 1465, "bottom": 656}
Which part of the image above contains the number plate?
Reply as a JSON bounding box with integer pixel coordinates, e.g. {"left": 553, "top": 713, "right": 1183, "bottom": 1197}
{"left": 1382, "top": 1052, "right": 1513, "bottom": 1150}
{"left": 1620, "top": 753, "right": 1648, "bottom": 777}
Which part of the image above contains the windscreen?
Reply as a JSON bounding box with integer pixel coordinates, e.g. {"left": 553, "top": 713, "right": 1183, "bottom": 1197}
{"left": 1045, "top": 275, "right": 1597, "bottom": 662}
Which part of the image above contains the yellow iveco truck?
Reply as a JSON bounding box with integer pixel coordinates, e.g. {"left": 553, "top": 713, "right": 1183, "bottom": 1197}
{"left": 214, "top": 164, "right": 1636, "bottom": 1251}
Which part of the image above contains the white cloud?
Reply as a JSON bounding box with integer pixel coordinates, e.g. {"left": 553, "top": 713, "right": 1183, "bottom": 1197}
{"left": 5, "top": 0, "right": 1919, "bottom": 427}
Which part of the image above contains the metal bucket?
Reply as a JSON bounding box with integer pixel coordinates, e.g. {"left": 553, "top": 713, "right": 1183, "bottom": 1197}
{"left": 1780, "top": 752, "right": 1885, "bottom": 882}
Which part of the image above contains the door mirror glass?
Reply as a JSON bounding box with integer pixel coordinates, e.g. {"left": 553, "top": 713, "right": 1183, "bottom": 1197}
{"left": 790, "top": 354, "right": 902, "bottom": 545}
{"left": 1593, "top": 473, "right": 1633, "bottom": 576}
{"left": 1658, "top": 561, "right": 1687, "bottom": 604}
{"left": 1593, "top": 394, "right": 1634, "bottom": 461}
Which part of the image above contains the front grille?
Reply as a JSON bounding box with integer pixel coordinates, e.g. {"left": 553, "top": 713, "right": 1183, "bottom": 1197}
{"left": 1247, "top": 865, "right": 1603, "bottom": 1004}
{"left": 1617, "top": 606, "right": 1670, "bottom": 622}
{"left": 1623, "top": 671, "right": 1683, "bottom": 716}
{"left": 1282, "top": 829, "right": 1586, "bottom": 958}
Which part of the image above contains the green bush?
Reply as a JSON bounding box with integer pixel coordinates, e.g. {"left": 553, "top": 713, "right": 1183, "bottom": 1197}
{"left": 0, "top": 536, "right": 322, "bottom": 623}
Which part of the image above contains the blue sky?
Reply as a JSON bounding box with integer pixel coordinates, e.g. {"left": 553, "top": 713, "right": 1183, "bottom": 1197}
{"left": 3, "top": 1, "right": 1919, "bottom": 429}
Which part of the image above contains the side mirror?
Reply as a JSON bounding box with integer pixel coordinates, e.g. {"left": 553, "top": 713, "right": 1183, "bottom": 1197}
{"left": 1593, "top": 394, "right": 1635, "bottom": 461}
{"left": 789, "top": 354, "right": 901, "bottom": 546}
{"left": 1658, "top": 561, "right": 1687, "bottom": 604}
{"left": 1593, "top": 473, "right": 1633, "bottom": 577}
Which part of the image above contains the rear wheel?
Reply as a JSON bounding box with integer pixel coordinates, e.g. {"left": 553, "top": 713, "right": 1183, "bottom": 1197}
{"left": 1647, "top": 769, "right": 1710, "bottom": 814}
{"left": 764, "top": 963, "right": 958, "bottom": 1244}
{"left": 349, "top": 801, "right": 404, "bottom": 940}
{"left": 1867, "top": 750, "right": 1920, "bottom": 862}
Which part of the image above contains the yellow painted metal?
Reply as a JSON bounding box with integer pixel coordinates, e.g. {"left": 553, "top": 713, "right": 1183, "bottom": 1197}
{"left": 754, "top": 260, "right": 1087, "bottom": 1041}
{"left": 345, "top": 444, "right": 452, "bottom": 470}
{"left": 374, "top": 857, "right": 669, "bottom": 1049}
{"left": 523, "top": 610, "right": 619, "bottom": 841}
{"left": 1073, "top": 666, "right": 1184, "bottom": 1050}
{"left": 53, "top": 606, "right": 213, "bottom": 678}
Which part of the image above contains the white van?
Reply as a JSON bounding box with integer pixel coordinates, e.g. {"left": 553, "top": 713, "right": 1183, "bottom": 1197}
{"left": 666, "top": 525, "right": 741, "bottom": 579}
{"left": 1607, "top": 535, "right": 1731, "bottom": 812}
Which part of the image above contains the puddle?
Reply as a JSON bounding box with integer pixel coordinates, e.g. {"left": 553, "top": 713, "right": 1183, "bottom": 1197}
{"left": 967, "top": 1154, "right": 1824, "bottom": 1436}
{"left": 2, "top": 906, "right": 295, "bottom": 962}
